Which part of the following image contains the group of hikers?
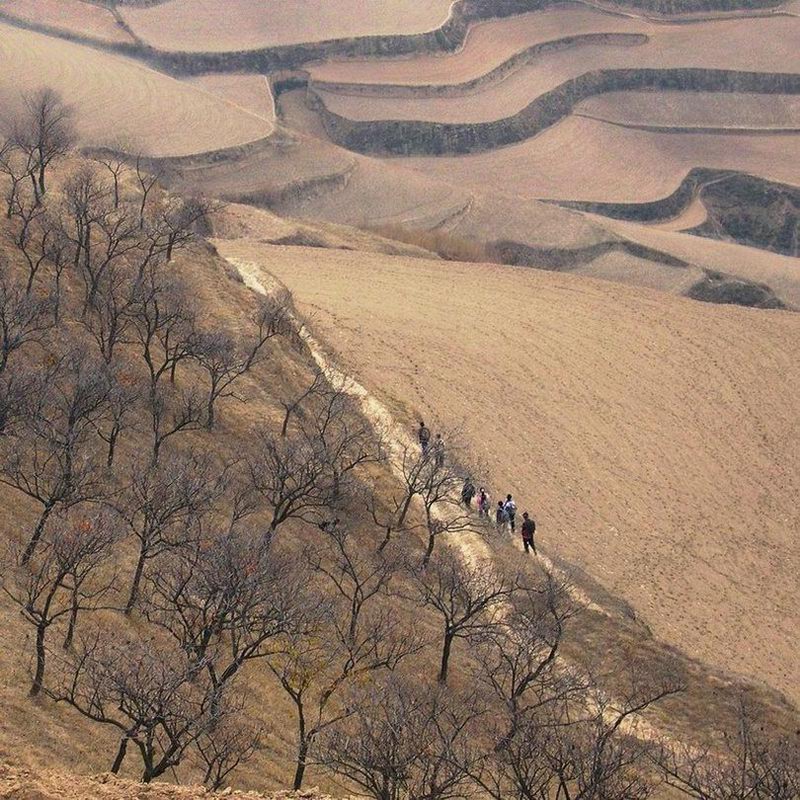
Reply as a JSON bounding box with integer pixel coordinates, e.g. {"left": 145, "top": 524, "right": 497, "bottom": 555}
{"left": 418, "top": 422, "right": 537, "bottom": 555}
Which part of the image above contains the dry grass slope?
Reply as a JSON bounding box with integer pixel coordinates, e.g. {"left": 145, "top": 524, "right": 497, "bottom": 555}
{"left": 216, "top": 240, "right": 800, "bottom": 706}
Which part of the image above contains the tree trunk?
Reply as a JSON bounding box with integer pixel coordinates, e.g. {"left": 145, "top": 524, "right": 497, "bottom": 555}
{"left": 37, "top": 159, "right": 46, "bottom": 197}
{"left": 23, "top": 502, "right": 55, "bottom": 565}
{"left": 423, "top": 531, "right": 435, "bottom": 567}
{"left": 293, "top": 736, "right": 310, "bottom": 791}
{"left": 125, "top": 543, "right": 147, "bottom": 614}
{"left": 206, "top": 398, "right": 215, "bottom": 430}
{"left": 106, "top": 426, "right": 119, "bottom": 468}
{"left": 439, "top": 630, "right": 454, "bottom": 684}
{"left": 63, "top": 585, "right": 79, "bottom": 649}
{"left": 377, "top": 525, "right": 392, "bottom": 552}
{"left": 110, "top": 736, "right": 130, "bottom": 774}
{"left": 30, "top": 620, "right": 47, "bottom": 696}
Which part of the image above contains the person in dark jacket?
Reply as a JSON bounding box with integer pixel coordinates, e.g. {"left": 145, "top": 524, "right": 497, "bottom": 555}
{"left": 477, "top": 488, "right": 490, "bottom": 517}
{"left": 521, "top": 512, "right": 536, "bottom": 555}
{"left": 495, "top": 501, "right": 508, "bottom": 532}
{"left": 418, "top": 421, "right": 431, "bottom": 454}
{"left": 461, "top": 479, "right": 476, "bottom": 507}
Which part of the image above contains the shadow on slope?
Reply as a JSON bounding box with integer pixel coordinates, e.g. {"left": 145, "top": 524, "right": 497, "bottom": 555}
{"left": 558, "top": 168, "right": 800, "bottom": 258}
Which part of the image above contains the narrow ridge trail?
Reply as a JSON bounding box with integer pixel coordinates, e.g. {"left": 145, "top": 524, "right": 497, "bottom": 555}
{"left": 226, "top": 253, "right": 673, "bottom": 744}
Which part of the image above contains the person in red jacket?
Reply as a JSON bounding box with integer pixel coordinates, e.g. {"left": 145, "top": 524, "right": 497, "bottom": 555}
{"left": 521, "top": 512, "right": 537, "bottom": 555}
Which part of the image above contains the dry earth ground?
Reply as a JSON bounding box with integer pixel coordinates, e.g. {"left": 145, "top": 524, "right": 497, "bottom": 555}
{"left": 402, "top": 118, "right": 800, "bottom": 203}
{"left": 161, "top": 121, "right": 613, "bottom": 252}
{"left": 586, "top": 215, "right": 800, "bottom": 308}
{"left": 575, "top": 91, "right": 800, "bottom": 130}
{"left": 187, "top": 74, "right": 276, "bottom": 125}
{"left": 308, "top": 5, "right": 653, "bottom": 85}
{"left": 0, "top": 764, "right": 335, "bottom": 800}
{"left": 314, "top": 16, "right": 800, "bottom": 122}
{"left": 0, "top": 0, "right": 132, "bottom": 43}
{"left": 118, "top": 0, "right": 456, "bottom": 52}
{"left": 0, "top": 23, "right": 271, "bottom": 156}
{"left": 215, "top": 240, "right": 800, "bottom": 706}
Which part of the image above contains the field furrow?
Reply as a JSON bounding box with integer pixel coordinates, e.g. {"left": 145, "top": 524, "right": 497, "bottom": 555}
{"left": 217, "top": 240, "right": 800, "bottom": 705}
{"left": 119, "top": 0, "right": 456, "bottom": 52}
{"left": 0, "top": 23, "right": 271, "bottom": 156}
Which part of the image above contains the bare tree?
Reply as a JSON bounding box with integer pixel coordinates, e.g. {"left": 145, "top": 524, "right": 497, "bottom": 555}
{"left": 12, "top": 88, "right": 74, "bottom": 203}
{"left": 195, "top": 297, "right": 289, "bottom": 429}
{"left": 269, "top": 523, "right": 419, "bottom": 790}
{"left": 249, "top": 389, "right": 379, "bottom": 543}
{"left": 473, "top": 572, "right": 581, "bottom": 747}
{"left": 0, "top": 136, "right": 35, "bottom": 218}
{"left": 280, "top": 368, "right": 327, "bottom": 438}
{"left": 95, "top": 150, "right": 128, "bottom": 209}
{"left": 147, "top": 194, "right": 216, "bottom": 262}
{"left": 320, "top": 677, "right": 481, "bottom": 800}
{"left": 8, "top": 193, "right": 53, "bottom": 293}
{"left": 658, "top": 699, "right": 800, "bottom": 800}
{"left": 0, "top": 363, "right": 40, "bottom": 436}
{"left": 411, "top": 550, "right": 520, "bottom": 683}
{"left": 368, "top": 443, "right": 431, "bottom": 553}
{"left": 0, "top": 353, "right": 111, "bottom": 563}
{"left": 416, "top": 452, "right": 476, "bottom": 566}
{"left": 48, "top": 635, "right": 224, "bottom": 782}
{"left": 196, "top": 710, "right": 263, "bottom": 791}
{"left": 128, "top": 261, "right": 198, "bottom": 393}
{"left": 117, "top": 450, "right": 224, "bottom": 613}
{"left": 0, "top": 274, "right": 53, "bottom": 373}
{"left": 43, "top": 221, "right": 71, "bottom": 324}
{"left": 81, "top": 262, "right": 136, "bottom": 363}
{"left": 473, "top": 655, "right": 682, "bottom": 800}
{"left": 135, "top": 155, "right": 162, "bottom": 230}
{"left": 85, "top": 366, "right": 142, "bottom": 469}
{"left": 61, "top": 166, "right": 141, "bottom": 312}
{"left": 1, "top": 508, "right": 116, "bottom": 695}
{"left": 147, "top": 383, "right": 205, "bottom": 465}
{"left": 144, "top": 527, "right": 300, "bottom": 691}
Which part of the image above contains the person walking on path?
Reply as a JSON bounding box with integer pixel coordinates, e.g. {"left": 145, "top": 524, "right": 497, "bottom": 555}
{"left": 495, "top": 501, "right": 508, "bottom": 533}
{"left": 433, "top": 433, "right": 445, "bottom": 468}
{"left": 504, "top": 494, "right": 517, "bottom": 533}
{"left": 521, "top": 512, "right": 537, "bottom": 555}
{"left": 477, "top": 488, "right": 490, "bottom": 517}
{"left": 461, "top": 479, "right": 476, "bottom": 507}
{"left": 418, "top": 421, "right": 431, "bottom": 454}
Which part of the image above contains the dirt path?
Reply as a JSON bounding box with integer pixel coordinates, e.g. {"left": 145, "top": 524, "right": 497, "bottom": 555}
{"left": 230, "top": 255, "right": 598, "bottom": 603}
{"left": 227, "top": 254, "right": 679, "bottom": 743}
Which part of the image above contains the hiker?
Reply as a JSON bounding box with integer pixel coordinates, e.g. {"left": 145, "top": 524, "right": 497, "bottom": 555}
{"left": 504, "top": 494, "right": 517, "bottom": 533}
{"left": 521, "top": 512, "right": 537, "bottom": 555}
{"left": 433, "top": 433, "right": 445, "bottom": 468}
{"left": 477, "top": 487, "right": 490, "bottom": 517}
{"left": 495, "top": 501, "right": 508, "bottom": 532}
{"left": 418, "top": 421, "right": 431, "bottom": 454}
{"left": 461, "top": 478, "right": 476, "bottom": 507}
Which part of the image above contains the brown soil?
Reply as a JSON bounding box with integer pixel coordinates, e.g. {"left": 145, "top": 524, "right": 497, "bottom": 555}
{"left": 216, "top": 240, "right": 800, "bottom": 706}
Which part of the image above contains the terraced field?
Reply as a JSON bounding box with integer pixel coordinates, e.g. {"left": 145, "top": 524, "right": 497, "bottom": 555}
{"left": 119, "top": 0, "right": 456, "bottom": 52}
{"left": 308, "top": 6, "right": 653, "bottom": 86}
{"left": 0, "top": 0, "right": 133, "bottom": 43}
{"left": 313, "top": 17, "right": 799, "bottom": 125}
{"left": 401, "top": 118, "right": 800, "bottom": 203}
{"left": 0, "top": 22, "right": 271, "bottom": 155}
{"left": 576, "top": 91, "right": 800, "bottom": 130}
{"left": 218, "top": 240, "right": 800, "bottom": 705}
{"left": 187, "top": 74, "right": 276, "bottom": 124}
